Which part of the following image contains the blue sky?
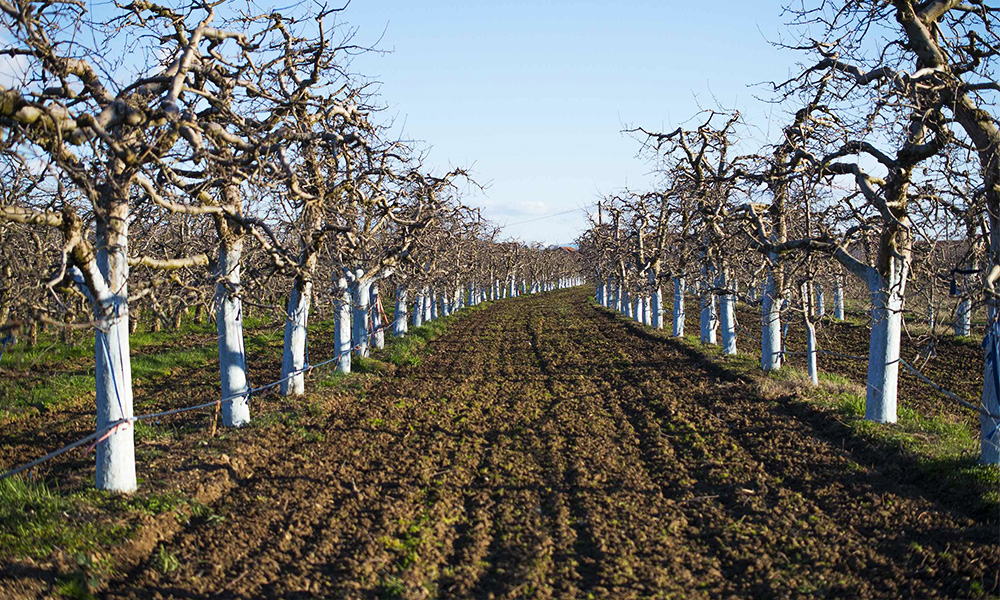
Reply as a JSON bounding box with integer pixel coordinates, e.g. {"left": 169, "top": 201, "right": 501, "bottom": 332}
{"left": 337, "top": 2, "right": 799, "bottom": 244}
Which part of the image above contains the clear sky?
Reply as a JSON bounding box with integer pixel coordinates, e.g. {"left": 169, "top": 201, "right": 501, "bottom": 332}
{"left": 335, "top": 2, "right": 797, "bottom": 245}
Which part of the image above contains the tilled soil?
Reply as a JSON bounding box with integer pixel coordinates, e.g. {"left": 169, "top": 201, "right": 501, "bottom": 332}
{"left": 98, "top": 288, "right": 997, "bottom": 599}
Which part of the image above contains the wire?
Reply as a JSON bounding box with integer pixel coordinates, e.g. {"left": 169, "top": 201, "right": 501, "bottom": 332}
{"left": 0, "top": 286, "right": 556, "bottom": 483}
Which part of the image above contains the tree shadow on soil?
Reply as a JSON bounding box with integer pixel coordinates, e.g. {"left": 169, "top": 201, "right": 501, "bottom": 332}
{"left": 604, "top": 310, "right": 998, "bottom": 525}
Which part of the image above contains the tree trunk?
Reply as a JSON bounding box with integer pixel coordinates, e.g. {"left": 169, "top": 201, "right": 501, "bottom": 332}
{"left": 761, "top": 272, "right": 782, "bottom": 371}
{"left": 834, "top": 276, "right": 845, "bottom": 321}
{"left": 981, "top": 324, "right": 1000, "bottom": 464}
{"left": 216, "top": 238, "right": 250, "bottom": 427}
{"left": 718, "top": 269, "right": 737, "bottom": 356}
{"left": 412, "top": 288, "right": 424, "bottom": 328}
{"left": 129, "top": 306, "right": 140, "bottom": 334}
{"left": 372, "top": 284, "right": 385, "bottom": 350}
{"left": 814, "top": 282, "right": 825, "bottom": 319}
{"left": 93, "top": 196, "right": 136, "bottom": 494}
{"left": 699, "top": 268, "right": 718, "bottom": 345}
{"left": 335, "top": 276, "right": 351, "bottom": 374}
{"left": 394, "top": 287, "right": 408, "bottom": 337}
{"left": 279, "top": 278, "right": 311, "bottom": 396}
{"left": 649, "top": 272, "right": 662, "bottom": 329}
{"left": 351, "top": 272, "right": 373, "bottom": 358}
{"left": 927, "top": 282, "right": 936, "bottom": 330}
{"left": 982, "top": 212, "right": 1000, "bottom": 465}
{"left": 955, "top": 298, "right": 972, "bottom": 337}
{"left": 802, "top": 281, "right": 818, "bottom": 386}
{"left": 865, "top": 272, "right": 905, "bottom": 423}
{"left": 672, "top": 277, "right": 686, "bottom": 337}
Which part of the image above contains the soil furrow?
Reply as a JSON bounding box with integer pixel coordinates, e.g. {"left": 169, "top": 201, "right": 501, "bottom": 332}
{"left": 91, "top": 287, "right": 997, "bottom": 600}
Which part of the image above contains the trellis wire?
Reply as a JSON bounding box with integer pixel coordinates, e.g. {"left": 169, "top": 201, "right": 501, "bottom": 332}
{"left": 645, "top": 304, "right": 999, "bottom": 422}
{"left": 0, "top": 318, "right": 392, "bottom": 483}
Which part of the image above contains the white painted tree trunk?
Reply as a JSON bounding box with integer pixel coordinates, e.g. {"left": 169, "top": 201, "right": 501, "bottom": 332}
{"left": 834, "top": 277, "right": 845, "bottom": 321}
{"left": 718, "top": 270, "right": 737, "bottom": 355}
{"left": 802, "top": 282, "right": 818, "bottom": 386}
{"left": 672, "top": 277, "right": 686, "bottom": 337}
{"left": 94, "top": 236, "right": 136, "bottom": 493}
{"left": 956, "top": 298, "right": 972, "bottom": 337}
{"left": 642, "top": 296, "right": 651, "bottom": 326}
{"left": 699, "top": 271, "right": 718, "bottom": 345}
{"left": 372, "top": 284, "right": 385, "bottom": 350}
{"left": 351, "top": 274, "right": 373, "bottom": 358}
{"left": 394, "top": 288, "right": 408, "bottom": 337}
{"left": 814, "top": 282, "right": 825, "bottom": 319}
{"left": 761, "top": 272, "right": 782, "bottom": 371}
{"left": 412, "top": 289, "right": 424, "bottom": 328}
{"left": 335, "top": 277, "right": 351, "bottom": 373}
{"left": 865, "top": 274, "right": 905, "bottom": 423}
{"left": 280, "top": 280, "right": 312, "bottom": 396}
{"left": 651, "top": 287, "right": 663, "bottom": 329}
{"left": 215, "top": 240, "right": 249, "bottom": 427}
{"left": 806, "top": 320, "right": 819, "bottom": 385}
{"left": 982, "top": 321, "right": 1000, "bottom": 464}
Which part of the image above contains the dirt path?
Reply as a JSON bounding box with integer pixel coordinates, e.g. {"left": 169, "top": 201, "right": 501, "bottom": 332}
{"left": 101, "top": 288, "right": 998, "bottom": 599}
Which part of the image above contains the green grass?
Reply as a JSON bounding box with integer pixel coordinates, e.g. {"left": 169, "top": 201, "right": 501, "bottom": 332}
{"left": 132, "top": 346, "right": 219, "bottom": 381}
{"left": 0, "top": 477, "right": 130, "bottom": 560}
{"left": 0, "top": 372, "right": 95, "bottom": 415}
{"left": 759, "top": 364, "right": 1000, "bottom": 514}
{"left": 379, "top": 303, "right": 486, "bottom": 369}
{"left": 132, "top": 420, "right": 174, "bottom": 442}
{"left": 152, "top": 544, "right": 180, "bottom": 574}
{"left": 0, "top": 313, "right": 296, "bottom": 420}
